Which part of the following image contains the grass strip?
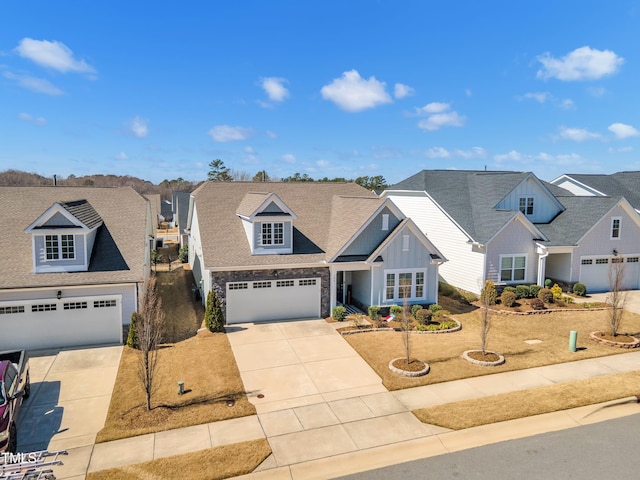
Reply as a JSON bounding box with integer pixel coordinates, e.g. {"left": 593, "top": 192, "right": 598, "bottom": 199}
{"left": 86, "top": 439, "right": 271, "bottom": 480}
{"left": 413, "top": 371, "right": 640, "bottom": 430}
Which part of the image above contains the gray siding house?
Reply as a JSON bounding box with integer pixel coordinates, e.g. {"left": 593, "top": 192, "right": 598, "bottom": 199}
{"left": 187, "top": 182, "right": 445, "bottom": 324}
{"left": 0, "top": 186, "right": 153, "bottom": 350}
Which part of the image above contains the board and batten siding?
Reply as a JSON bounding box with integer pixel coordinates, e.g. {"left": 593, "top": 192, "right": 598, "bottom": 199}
{"left": 370, "top": 227, "right": 438, "bottom": 305}
{"left": 387, "top": 193, "right": 484, "bottom": 294}
{"left": 485, "top": 217, "right": 538, "bottom": 285}
{"left": 494, "top": 176, "right": 561, "bottom": 223}
{"left": 570, "top": 204, "right": 640, "bottom": 282}
{"left": 341, "top": 206, "right": 401, "bottom": 257}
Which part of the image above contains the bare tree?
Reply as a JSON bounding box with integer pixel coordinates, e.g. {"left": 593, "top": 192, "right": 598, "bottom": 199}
{"left": 400, "top": 285, "right": 412, "bottom": 363}
{"left": 136, "top": 275, "right": 165, "bottom": 410}
{"left": 607, "top": 257, "right": 627, "bottom": 337}
{"left": 480, "top": 280, "right": 494, "bottom": 355}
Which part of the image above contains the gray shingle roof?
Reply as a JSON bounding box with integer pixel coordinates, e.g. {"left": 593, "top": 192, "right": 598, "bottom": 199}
{"left": 192, "top": 182, "right": 380, "bottom": 268}
{"left": 388, "top": 170, "right": 530, "bottom": 243}
{"left": 536, "top": 195, "right": 622, "bottom": 246}
{"left": 59, "top": 199, "right": 103, "bottom": 229}
{"left": 1, "top": 186, "right": 149, "bottom": 289}
{"left": 562, "top": 172, "right": 640, "bottom": 209}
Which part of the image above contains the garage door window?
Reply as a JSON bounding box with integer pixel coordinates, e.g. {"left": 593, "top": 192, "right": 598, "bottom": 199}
{"left": 228, "top": 283, "right": 248, "bottom": 290}
{"left": 253, "top": 281, "right": 271, "bottom": 289}
{"left": 500, "top": 255, "right": 526, "bottom": 282}
{"left": 276, "top": 280, "right": 294, "bottom": 287}
{"left": 581, "top": 259, "right": 593, "bottom": 265}
{"left": 0, "top": 306, "right": 24, "bottom": 314}
{"left": 64, "top": 301, "right": 88, "bottom": 310}
{"left": 299, "top": 279, "right": 316, "bottom": 286}
{"left": 32, "top": 303, "right": 57, "bottom": 312}
{"left": 94, "top": 300, "right": 117, "bottom": 307}
{"left": 627, "top": 257, "right": 639, "bottom": 263}
{"left": 596, "top": 258, "right": 608, "bottom": 265}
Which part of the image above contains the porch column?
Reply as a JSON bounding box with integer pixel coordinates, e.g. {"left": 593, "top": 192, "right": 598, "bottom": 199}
{"left": 537, "top": 245, "right": 548, "bottom": 287}
{"left": 329, "top": 266, "right": 337, "bottom": 310}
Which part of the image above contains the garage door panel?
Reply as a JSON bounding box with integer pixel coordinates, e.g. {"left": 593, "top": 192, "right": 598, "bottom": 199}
{"left": 226, "top": 278, "right": 321, "bottom": 324}
{"left": 580, "top": 256, "right": 640, "bottom": 293}
{"left": 0, "top": 296, "right": 122, "bottom": 351}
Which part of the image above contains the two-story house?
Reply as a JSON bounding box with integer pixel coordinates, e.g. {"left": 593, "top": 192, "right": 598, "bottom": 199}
{"left": 384, "top": 170, "right": 640, "bottom": 294}
{"left": 187, "top": 182, "right": 445, "bottom": 324}
{"left": 0, "top": 186, "right": 153, "bottom": 350}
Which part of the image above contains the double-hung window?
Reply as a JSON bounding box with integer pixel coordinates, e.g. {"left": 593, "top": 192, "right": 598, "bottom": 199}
{"left": 500, "top": 255, "right": 526, "bottom": 282}
{"left": 385, "top": 269, "right": 427, "bottom": 301}
{"left": 45, "top": 234, "right": 75, "bottom": 260}
{"left": 261, "top": 222, "right": 284, "bottom": 246}
{"left": 611, "top": 217, "right": 621, "bottom": 239}
{"left": 519, "top": 197, "right": 534, "bottom": 216}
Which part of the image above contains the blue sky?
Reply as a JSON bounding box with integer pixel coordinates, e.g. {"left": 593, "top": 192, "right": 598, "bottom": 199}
{"left": 1, "top": 1, "right": 639, "bottom": 185}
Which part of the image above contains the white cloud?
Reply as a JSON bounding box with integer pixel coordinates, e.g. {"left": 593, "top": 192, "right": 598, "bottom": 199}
{"left": 394, "top": 83, "right": 414, "bottom": 99}
{"left": 521, "top": 92, "right": 551, "bottom": 103}
{"left": 495, "top": 150, "right": 584, "bottom": 166}
{"left": 261, "top": 77, "right": 290, "bottom": 102}
{"left": 130, "top": 116, "right": 149, "bottom": 138}
{"left": 207, "top": 125, "right": 253, "bottom": 142}
{"left": 608, "top": 123, "right": 639, "bottom": 139}
{"left": 608, "top": 146, "right": 633, "bottom": 153}
{"left": 316, "top": 159, "right": 331, "bottom": 168}
{"left": 465, "top": 89, "right": 472, "bottom": 97}
{"left": 419, "top": 102, "right": 450, "bottom": 114}
{"left": 587, "top": 86, "right": 606, "bottom": 97}
{"left": 455, "top": 147, "right": 487, "bottom": 159}
{"left": 320, "top": 69, "right": 392, "bottom": 112}
{"left": 266, "top": 130, "right": 277, "bottom": 139}
{"left": 418, "top": 111, "right": 465, "bottom": 131}
{"left": 18, "top": 112, "right": 46, "bottom": 125}
{"left": 558, "top": 126, "right": 601, "bottom": 142}
{"left": 115, "top": 151, "right": 128, "bottom": 160}
{"left": 244, "top": 146, "right": 255, "bottom": 154}
{"left": 536, "top": 46, "right": 623, "bottom": 81}
{"left": 15, "top": 38, "right": 95, "bottom": 74}
{"left": 4, "top": 71, "right": 63, "bottom": 95}
{"left": 281, "top": 153, "right": 296, "bottom": 164}
{"left": 559, "top": 99, "right": 576, "bottom": 110}
{"left": 424, "top": 147, "right": 451, "bottom": 158}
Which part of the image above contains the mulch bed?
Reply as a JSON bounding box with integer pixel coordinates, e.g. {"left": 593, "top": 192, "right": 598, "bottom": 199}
{"left": 391, "top": 358, "right": 427, "bottom": 372}
{"left": 465, "top": 351, "right": 501, "bottom": 362}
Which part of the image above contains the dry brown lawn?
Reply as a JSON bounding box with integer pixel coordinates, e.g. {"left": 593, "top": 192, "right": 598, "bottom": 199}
{"left": 86, "top": 439, "right": 271, "bottom": 480}
{"left": 413, "top": 371, "right": 640, "bottom": 430}
{"left": 156, "top": 267, "right": 204, "bottom": 343}
{"left": 96, "top": 330, "right": 256, "bottom": 443}
{"left": 343, "top": 298, "right": 640, "bottom": 391}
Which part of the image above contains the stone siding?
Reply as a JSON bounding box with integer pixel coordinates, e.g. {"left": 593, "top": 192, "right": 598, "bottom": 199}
{"left": 211, "top": 267, "right": 331, "bottom": 319}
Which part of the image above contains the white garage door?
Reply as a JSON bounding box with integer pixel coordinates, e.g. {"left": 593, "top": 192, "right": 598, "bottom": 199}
{"left": 0, "top": 295, "right": 122, "bottom": 351}
{"left": 579, "top": 256, "right": 640, "bottom": 293}
{"left": 226, "top": 278, "right": 321, "bottom": 324}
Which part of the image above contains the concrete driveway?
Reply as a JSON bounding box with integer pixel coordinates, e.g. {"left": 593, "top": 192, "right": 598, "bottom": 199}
{"left": 579, "top": 290, "right": 640, "bottom": 314}
{"left": 226, "top": 319, "right": 386, "bottom": 414}
{"left": 16, "top": 345, "right": 122, "bottom": 478}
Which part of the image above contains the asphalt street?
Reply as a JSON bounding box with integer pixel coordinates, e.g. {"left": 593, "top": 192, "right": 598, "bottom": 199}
{"left": 337, "top": 413, "right": 640, "bottom": 480}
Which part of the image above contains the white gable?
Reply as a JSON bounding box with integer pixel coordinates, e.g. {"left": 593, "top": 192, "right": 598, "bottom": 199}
{"left": 494, "top": 175, "right": 564, "bottom": 223}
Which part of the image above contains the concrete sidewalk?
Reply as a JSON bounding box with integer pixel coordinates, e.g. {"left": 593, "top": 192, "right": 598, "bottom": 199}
{"left": 59, "top": 350, "right": 640, "bottom": 479}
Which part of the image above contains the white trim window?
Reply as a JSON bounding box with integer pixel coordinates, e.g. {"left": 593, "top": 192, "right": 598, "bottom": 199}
{"left": 384, "top": 269, "right": 427, "bottom": 301}
{"left": 45, "top": 234, "right": 75, "bottom": 260}
{"left": 519, "top": 197, "right": 534, "bottom": 215}
{"left": 611, "top": 217, "right": 621, "bottom": 239}
{"left": 260, "top": 222, "right": 284, "bottom": 245}
{"left": 382, "top": 214, "right": 389, "bottom": 231}
{"left": 500, "top": 254, "right": 526, "bottom": 282}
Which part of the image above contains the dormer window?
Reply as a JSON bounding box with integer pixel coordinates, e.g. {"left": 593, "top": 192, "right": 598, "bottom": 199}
{"left": 261, "top": 222, "right": 284, "bottom": 245}
{"left": 519, "top": 197, "right": 534, "bottom": 215}
{"left": 46, "top": 234, "right": 75, "bottom": 260}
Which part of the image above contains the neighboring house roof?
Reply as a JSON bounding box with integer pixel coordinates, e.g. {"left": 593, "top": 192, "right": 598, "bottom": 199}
{"left": 535, "top": 195, "right": 622, "bottom": 246}
{"left": 1, "top": 186, "right": 149, "bottom": 289}
{"left": 160, "top": 200, "right": 173, "bottom": 221}
{"left": 144, "top": 194, "right": 161, "bottom": 224}
{"left": 172, "top": 191, "right": 191, "bottom": 233}
{"left": 191, "top": 182, "right": 382, "bottom": 269}
{"left": 388, "top": 170, "right": 541, "bottom": 244}
{"left": 555, "top": 172, "right": 640, "bottom": 210}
